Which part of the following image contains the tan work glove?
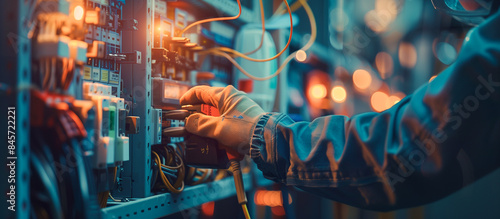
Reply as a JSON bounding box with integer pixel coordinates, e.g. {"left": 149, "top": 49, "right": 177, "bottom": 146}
{"left": 180, "top": 85, "right": 265, "bottom": 155}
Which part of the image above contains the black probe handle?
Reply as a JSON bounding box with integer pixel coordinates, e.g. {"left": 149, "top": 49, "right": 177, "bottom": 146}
{"left": 163, "top": 110, "right": 191, "bottom": 120}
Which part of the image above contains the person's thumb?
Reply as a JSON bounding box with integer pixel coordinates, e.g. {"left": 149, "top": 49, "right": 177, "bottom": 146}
{"left": 184, "top": 113, "right": 223, "bottom": 141}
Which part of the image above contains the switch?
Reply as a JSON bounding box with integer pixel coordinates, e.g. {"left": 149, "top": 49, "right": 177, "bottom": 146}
{"left": 125, "top": 116, "right": 140, "bottom": 134}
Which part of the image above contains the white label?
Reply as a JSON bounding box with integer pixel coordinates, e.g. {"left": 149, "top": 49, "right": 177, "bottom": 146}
{"left": 92, "top": 67, "right": 101, "bottom": 81}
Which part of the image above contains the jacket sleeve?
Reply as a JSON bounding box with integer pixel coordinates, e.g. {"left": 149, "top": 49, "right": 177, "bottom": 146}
{"left": 249, "top": 10, "right": 500, "bottom": 211}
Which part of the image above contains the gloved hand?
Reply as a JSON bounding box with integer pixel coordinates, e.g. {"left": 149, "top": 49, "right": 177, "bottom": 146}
{"left": 180, "top": 85, "right": 265, "bottom": 155}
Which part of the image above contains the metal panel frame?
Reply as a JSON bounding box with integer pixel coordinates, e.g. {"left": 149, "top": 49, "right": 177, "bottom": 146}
{"left": 120, "top": 0, "right": 154, "bottom": 198}
{"left": 102, "top": 174, "right": 252, "bottom": 219}
{"left": 0, "top": 0, "right": 31, "bottom": 218}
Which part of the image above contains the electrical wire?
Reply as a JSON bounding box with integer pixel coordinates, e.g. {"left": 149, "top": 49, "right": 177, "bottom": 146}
{"left": 109, "top": 193, "right": 121, "bottom": 202}
{"left": 242, "top": 203, "right": 251, "bottom": 219}
{"left": 204, "top": 0, "right": 265, "bottom": 57}
{"left": 31, "top": 147, "right": 64, "bottom": 219}
{"left": 208, "top": 0, "right": 316, "bottom": 81}
{"left": 273, "top": 0, "right": 308, "bottom": 17}
{"left": 178, "top": 0, "right": 242, "bottom": 37}
{"left": 152, "top": 147, "right": 185, "bottom": 193}
{"left": 199, "top": 0, "right": 293, "bottom": 63}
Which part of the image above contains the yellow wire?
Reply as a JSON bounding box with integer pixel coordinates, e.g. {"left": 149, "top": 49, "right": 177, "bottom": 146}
{"left": 242, "top": 204, "right": 251, "bottom": 219}
{"left": 210, "top": 0, "right": 316, "bottom": 81}
{"left": 274, "top": 0, "right": 307, "bottom": 16}
{"left": 199, "top": 0, "right": 293, "bottom": 62}
{"left": 153, "top": 151, "right": 184, "bottom": 193}
{"left": 178, "top": 0, "right": 242, "bottom": 37}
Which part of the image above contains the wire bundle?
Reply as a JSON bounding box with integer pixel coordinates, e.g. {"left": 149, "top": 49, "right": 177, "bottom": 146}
{"left": 30, "top": 132, "right": 99, "bottom": 219}
{"left": 179, "top": 0, "right": 316, "bottom": 81}
{"left": 152, "top": 144, "right": 185, "bottom": 193}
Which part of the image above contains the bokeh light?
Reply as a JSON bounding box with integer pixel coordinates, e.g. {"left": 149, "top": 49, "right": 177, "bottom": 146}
{"left": 375, "top": 52, "right": 394, "bottom": 79}
{"left": 254, "top": 190, "right": 292, "bottom": 207}
{"left": 309, "top": 84, "right": 327, "bottom": 99}
{"left": 331, "top": 86, "right": 347, "bottom": 103}
{"left": 399, "top": 42, "right": 417, "bottom": 68}
{"left": 295, "top": 50, "right": 307, "bottom": 62}
{"left": 371, "top": 91, "right": 389, "bottom": 112}
{"left": 201, "top": 202, "right": 215, "bottom": 216}
{"left": 353, "top": 69, "right": 372, "bottom": 90}
{"left": 74, "top": 5, "right": 84, "bottom": 21}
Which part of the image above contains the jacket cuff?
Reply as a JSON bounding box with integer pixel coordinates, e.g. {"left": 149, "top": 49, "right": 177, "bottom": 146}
{"left": 250, "top": 112, "right": 290, "bottom": 183}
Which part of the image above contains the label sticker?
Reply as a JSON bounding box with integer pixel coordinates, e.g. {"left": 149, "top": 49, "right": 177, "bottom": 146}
{"left": 92, "top": 68, "right": 100, "bottom": 81}
{"left": 109, "top": 72, "right": 120, "bottom": 84}
{"left": 83, "top": 66, "right": 92, "bottom": 80}
{"left": 101, "top": 69, "right": 109, "bottom": 82}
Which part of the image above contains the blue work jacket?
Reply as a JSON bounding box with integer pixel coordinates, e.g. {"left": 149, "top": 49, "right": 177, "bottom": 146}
{"left": 250, "top": 10, "right": 500, "bottom": 211}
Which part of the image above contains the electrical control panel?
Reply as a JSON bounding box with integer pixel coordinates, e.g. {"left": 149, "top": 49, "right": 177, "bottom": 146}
{"left": 84, "top": 0, "right": 124, "bottom": 91}
{"left": 5, "top": 0, "right": 279, "bottom": 218}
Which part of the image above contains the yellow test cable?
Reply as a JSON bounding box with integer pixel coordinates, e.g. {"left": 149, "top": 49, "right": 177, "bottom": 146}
{"left": 178, "top": 0, "right": 242, "bottom": 37}
{"left": 242, "top": 203, "right": 251, "bottom": 219}
{"left": 199, "top": 0, "right": 293, "bottom": 62}
{"left": 210, "top": 0, "right": 316, "bottom": 81}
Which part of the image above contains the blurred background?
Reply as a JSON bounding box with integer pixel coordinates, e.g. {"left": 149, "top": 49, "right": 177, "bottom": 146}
{"left": 254, "top": 0, "right": 500, "bottom": 218}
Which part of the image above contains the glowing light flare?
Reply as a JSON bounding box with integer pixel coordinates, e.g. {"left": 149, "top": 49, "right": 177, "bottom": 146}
{"left": 353, "top": 69, "right": 372, "bottom": 90}
{"left": 295, "top": 50, "right": 307, "bottom": 62}
{"left": 375, "top": 0, "right": 399, "bottom": 15}
{"left": 331, "top": 86, "right": 347, "bottom": 103}
{"left": 375, "top": 52, "right": 393, "bottom": 79}
{"left": 309, "top": 84, "right": 327, "bottom": 99}
{"left": 399, "top": 42, "right": 417, "bottom": 68}
{"left": 74, "top": 5, "right": 84, "bottom": 21}
{"left": 429, "top": 75, "right": 437, "bottom": 82}
{"left": 201, "top": 201, "right": 215, "bottom": 216}
{"left": 254, "top": 190, "right": 292, "bottom": 207}
{"left": 371, "top": 91, "right": 389, "bottom": 112}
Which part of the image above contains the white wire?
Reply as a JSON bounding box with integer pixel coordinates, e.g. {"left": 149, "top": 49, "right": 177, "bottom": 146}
{"left": 211, "top": 0, "right": 317, "bottom": 81}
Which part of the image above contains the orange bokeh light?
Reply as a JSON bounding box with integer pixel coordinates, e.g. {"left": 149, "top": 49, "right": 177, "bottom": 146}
{"left": 399, "top": 42, "right": 417, "bottom": 68}
{"left": 331, "top": 86, "right": 347, "bottom": 103}
{"left": 309, "top": 84, "right": 327, "bottom": 99}
{"left": 375, "top": 52, "right": 393, "bottom": 79}
{"left": 201, "top": 201, "right": 215, "bottom": 216}
{"left": 353, "top": 69, "right": 372, "bottom": 90}
{"left": 254, "top": 190, "right": 292, "bottom": 207}
{"left": 371, "top": 91, "right": 389, "bottom": 112}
